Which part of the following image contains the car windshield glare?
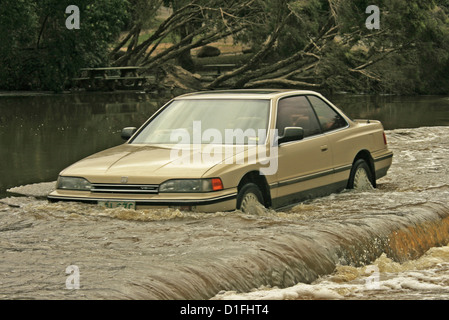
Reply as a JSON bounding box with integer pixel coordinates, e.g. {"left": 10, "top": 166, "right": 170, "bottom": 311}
{"left": 131, "top": 99, "right": 271, "bottom": 145}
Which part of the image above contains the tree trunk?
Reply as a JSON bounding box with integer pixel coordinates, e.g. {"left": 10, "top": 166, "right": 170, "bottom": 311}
{"left": 176, "top": 25, "right": 195, "bottom": 73}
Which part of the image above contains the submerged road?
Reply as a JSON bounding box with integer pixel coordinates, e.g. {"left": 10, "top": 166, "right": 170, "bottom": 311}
{"left": 1, "top": 127, "right": 449, "bottom": 299}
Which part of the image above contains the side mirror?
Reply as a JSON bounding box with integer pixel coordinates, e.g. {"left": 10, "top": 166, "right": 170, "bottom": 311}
{"left": 121, "top": 127, "right": 137, "bottom": 140}
{"left": 278, "top": 127, "right": 304, "bottom": 144}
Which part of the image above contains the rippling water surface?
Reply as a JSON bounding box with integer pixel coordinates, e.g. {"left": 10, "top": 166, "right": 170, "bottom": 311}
{"left": 1, "top": 126, "right": 448, "bottom": 300}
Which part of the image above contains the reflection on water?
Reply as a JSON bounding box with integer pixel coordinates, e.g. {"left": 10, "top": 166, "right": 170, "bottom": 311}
{"left": 0, "top": 92, "right": 164, "bottom": 197}
{"left": 330, "top": 94, "right": 449, "bottom": 130}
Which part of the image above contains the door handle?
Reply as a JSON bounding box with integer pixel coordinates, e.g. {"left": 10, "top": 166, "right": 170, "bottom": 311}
{"left": 320, "top": 145, "right": 328, "bottom": 152}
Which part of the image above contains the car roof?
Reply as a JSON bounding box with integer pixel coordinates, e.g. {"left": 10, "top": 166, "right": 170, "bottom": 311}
{"left": 174, "top": 89, "right": 322, "bottom": 100}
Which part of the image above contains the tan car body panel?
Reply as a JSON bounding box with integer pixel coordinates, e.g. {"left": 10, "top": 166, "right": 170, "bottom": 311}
{"left": 48, "top": 90, "right": 393, "bottom": 212}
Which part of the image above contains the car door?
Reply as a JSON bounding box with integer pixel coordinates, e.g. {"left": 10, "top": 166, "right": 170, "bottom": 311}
{"left": 272, "top": 95, "right": 333, "bottom": 208}
{"left": 306, "top": 95, "right": 352, "bottom": 189}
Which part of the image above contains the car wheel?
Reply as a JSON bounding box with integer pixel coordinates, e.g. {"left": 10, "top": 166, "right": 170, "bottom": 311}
{"left": 348, "top": 159, "right": 374, "bottom": 191}
{"left": 237, "top": 183, "right": 265, "bottom": 215}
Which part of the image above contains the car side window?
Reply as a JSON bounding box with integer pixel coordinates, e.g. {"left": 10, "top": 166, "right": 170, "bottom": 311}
{"left": 307, "top": 95, "right": 347, "bottom": 132}
{"left": 276, "top": 96, "right": 321, "bottom": 138}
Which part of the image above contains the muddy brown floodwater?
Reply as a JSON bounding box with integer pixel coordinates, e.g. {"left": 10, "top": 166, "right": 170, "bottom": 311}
{"left": 1, "top": 126, "right": 449, "bottom": 300}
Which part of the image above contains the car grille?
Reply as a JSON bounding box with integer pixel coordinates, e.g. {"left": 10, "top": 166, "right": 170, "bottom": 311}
{"left": 90, "top": 184, "right": 159, "bottom": 194}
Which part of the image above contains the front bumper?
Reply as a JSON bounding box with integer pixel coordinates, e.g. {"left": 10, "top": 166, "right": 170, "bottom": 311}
{"left": 47, "top": 189, "right": 238, "bottom": 213}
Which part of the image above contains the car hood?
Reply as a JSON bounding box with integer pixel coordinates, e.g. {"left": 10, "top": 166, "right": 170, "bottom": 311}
{"left": 60, "top": 143, "right": 255, "bottom": 184}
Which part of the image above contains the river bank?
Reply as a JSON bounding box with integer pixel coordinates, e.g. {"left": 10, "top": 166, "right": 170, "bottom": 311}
{"left": 1, "top": 126, "right": 448, "bottom": 300}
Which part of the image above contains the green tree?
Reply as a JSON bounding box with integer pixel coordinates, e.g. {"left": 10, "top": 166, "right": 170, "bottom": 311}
{"left": 372, "top": 0, "right": 449, "bottom": 94}
{"left": 0, "top": 0, "right": 38, "bottom": 89}
{"left": 3, "top": 0, "right": 449, "bottom": 94}
{"left": 203, "top": 0, "right": 449, "bottom": 94}
{"left": 0, "top": 0, "right": 128, "bottom": 91}
{"left": 113, "top": 0, "right": 266, "bottom": 70}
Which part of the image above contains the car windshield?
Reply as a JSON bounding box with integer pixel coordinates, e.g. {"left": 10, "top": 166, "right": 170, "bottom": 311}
{"left": 131, "top": 99, "right": 271, "bottom": 145}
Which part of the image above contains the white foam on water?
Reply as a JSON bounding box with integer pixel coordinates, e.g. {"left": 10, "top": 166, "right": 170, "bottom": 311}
{"left": 7, "top": 181, "right": 56, "bottom": 198}
{"left": 213, "top": 246, "right": 449, "bottom": 300}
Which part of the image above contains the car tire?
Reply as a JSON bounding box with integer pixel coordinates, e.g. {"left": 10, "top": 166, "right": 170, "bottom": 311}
{"left": 236, "top": 183, "right": 265, "bottom": 215}
{"left": 347, "top": 159, "right": 374, "bottom": 190}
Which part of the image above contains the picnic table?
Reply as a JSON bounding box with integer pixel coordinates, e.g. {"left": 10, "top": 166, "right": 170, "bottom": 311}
{"left": 203, "top": 64, "right": 237, "bottom": 75}
{"left": 198, "top": 64, "right": 238, "bottom": 82}
{"left": 72, "top": 66, "right": 149, "bottom": 91}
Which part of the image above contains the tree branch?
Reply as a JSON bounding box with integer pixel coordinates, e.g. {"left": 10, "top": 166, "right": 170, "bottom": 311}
{"left": 244, "top": 78, "right": 321, "bottom": 88}
{"left": 206, "top": 13, "right": 292, "bottom": 88}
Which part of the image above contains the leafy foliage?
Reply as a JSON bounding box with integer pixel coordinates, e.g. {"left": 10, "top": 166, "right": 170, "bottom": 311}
{"left": 0, "top": 0, "right": 128, "bottom": 91}
{"left": 2, "top": 0, "right": 449, "bottom": 94}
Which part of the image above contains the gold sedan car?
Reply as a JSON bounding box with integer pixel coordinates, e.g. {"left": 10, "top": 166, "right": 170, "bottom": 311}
{"left": 48, "top": 90, "right": 393, "bottom": 213}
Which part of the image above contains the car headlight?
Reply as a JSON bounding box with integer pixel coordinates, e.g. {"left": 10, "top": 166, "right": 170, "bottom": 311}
{"left": 159, "top": 178, "right": 223, "bottom": 193}
{"left": 57, "top": 176, "right": 92, "bottom": 191}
